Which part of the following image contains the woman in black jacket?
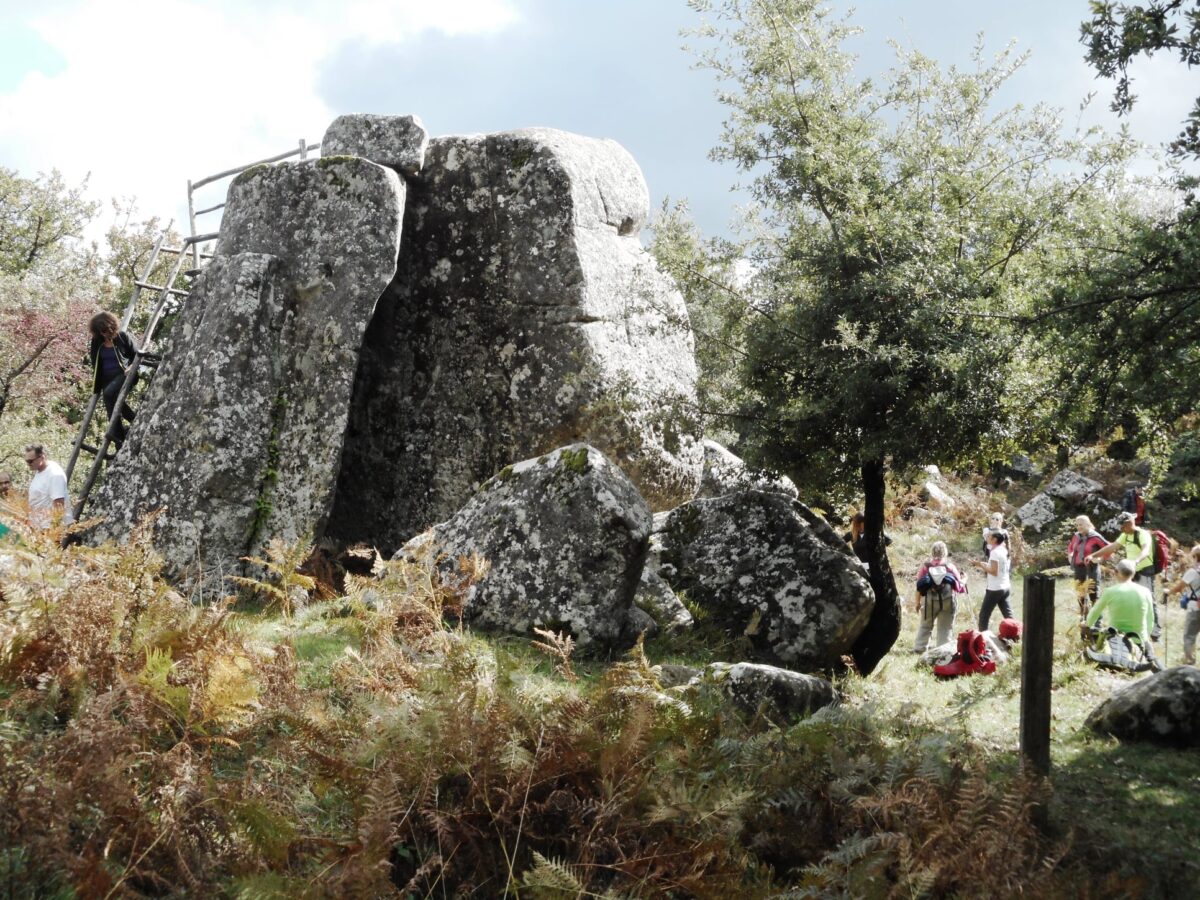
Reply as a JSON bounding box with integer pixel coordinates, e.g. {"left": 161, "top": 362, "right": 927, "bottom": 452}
{"left": 87, "top": 311, "right": 139, "bottom": 447}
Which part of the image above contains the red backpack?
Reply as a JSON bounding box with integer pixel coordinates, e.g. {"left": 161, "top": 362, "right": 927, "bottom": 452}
{"left": 933, "top": 629, "right": 997, "bottom": 678}
{"left": 1135, "top": 528, "right": 1171, "bottom": 575}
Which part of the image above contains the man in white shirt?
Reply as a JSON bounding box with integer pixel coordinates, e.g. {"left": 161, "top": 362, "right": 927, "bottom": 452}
{"left": 25, "top": 443, "right": 73, "bottom": 529}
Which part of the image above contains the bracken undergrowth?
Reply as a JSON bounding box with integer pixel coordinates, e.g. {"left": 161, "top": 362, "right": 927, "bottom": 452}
{"left": 0, "top": 525, "right": 1111, "bottom": 898}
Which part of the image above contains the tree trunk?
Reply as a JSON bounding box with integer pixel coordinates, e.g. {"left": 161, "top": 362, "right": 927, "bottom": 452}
{"left": 850, "top": 457, "right": 901, "bottom": 674}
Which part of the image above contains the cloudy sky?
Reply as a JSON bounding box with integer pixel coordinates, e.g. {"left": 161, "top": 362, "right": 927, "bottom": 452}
{"left": 0, "top": 0, "right": 1191, "bottom": 241}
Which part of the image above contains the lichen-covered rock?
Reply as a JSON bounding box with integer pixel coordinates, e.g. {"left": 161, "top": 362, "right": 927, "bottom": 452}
{"left": 92, "top": 158, "right": 405, "bottom": 586}
{"left": 695, "top": 439, "right": 797, "bottom": 500}
{"left": 321, "top": 113, "right": 430, "bottom": 177}
{"left": 654, "top": 490, "right": 874, "bottom": 670}
{"left": 1044, "top": 469, "right": 1103, "bottom": 504}
{"left": 1085, "top": 667, "right": 1200, "bottom": 747}
{"left": 1017, "top": 492, "right": 1056, "bottom": 533}
{"left": 397, "top": 444, "right": 651, "bottom": 651}
{"left": 699, "top": 662, "right": 838, "bottom": 720}
{"left": 330, "top": 128, "right": 703, "bottom": 552}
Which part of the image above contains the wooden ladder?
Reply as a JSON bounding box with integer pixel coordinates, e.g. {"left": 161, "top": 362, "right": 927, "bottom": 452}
{"left": 65, "top": 228, "right": 218, "bottom": 521}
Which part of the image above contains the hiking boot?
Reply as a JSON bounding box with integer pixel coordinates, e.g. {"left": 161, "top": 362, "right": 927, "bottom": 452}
{"left": 1151, "top": 626, "right": 1162, "bottom": 642}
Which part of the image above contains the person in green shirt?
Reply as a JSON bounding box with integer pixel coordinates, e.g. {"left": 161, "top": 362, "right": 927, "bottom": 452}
{"left": 1086, "top": 559, "right": 1156, "bottom": 648}
{"left": 0, "top": 470, "right": 12, "bottom": 540}
{"left": 1086, "top": 511, "right": 1160, "bottom": 640}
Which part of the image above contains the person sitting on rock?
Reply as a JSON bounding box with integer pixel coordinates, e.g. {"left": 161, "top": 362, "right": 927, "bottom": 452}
{"left": 973, "top": 529, "right": 1013, "bottom": 632}
{"left": 1085, "top": 559, "right": 1158, "bottom": 667}
{"left": 912, "top": 541, "right": 966, "bottom": 653}
{"left": 1164, "top": 544, "right": 1200, "bottom": 666}
{"left": 1067, "top": 515, "right": 1108, "bottom": 617}
{"left": 1085, "top": 511, "right": 1160, "bottom": 641}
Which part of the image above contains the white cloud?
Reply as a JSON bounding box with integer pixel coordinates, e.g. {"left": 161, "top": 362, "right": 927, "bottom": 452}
{"left": 0, "top": 0, "right": 520, "bottom": 238}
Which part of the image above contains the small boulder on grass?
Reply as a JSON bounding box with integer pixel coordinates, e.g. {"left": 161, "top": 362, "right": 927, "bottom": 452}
{"left": 654, "top": 655, "right": 840, "bottom": 723}
{"left": 684, "top": 662, "right": 839, "bottom": 722}
{"left": 1085, "top": 667, "right": 1200, "bottom": 748}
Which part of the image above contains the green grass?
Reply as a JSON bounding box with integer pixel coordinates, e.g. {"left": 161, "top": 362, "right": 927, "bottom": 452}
{"left": 854, "top": 567, "right": 1200, "bottom": 893}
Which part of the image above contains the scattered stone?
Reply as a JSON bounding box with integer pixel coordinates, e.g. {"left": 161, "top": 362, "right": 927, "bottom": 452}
{"left": 923, "top": 480, "right": 957, "bottom": 511}
{"left": 397, "top": 444, "right": 651, "bottom": 652}
{"left": 657, "top": 663, "right": 700, "bottom": 689}
{"left": 1017, "top": 493, "right": 1057, "bottom": 533}
{"left": 1085, "top": 667, "right": 1200, "bottom": 748}
{"left": 330, "top": 128, "right": 703, "bottom": 552}
{"left": 923, "top": 464, "right": 941, "bottom": 478}
{"left": 696, "top": 439, "right": 798, "bottom": 500}
{"left": 634, "top": 567, "right": 693, "bottom": 634}
{"left": 321, "top": 113, "right": 429, "bottom": 177}
{"left": 1044, "top": 469, "right": 1103, "bottom": 505}
{"left": 654, "top": 490, "right": 874, "bottom": 671}
{"left": 701, "top": 662, "right": 839, "bottom": 720}
{"left": 92, "top": 158, "right": 405, "bottom": 587}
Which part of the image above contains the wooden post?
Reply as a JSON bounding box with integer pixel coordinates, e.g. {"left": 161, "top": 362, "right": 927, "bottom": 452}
{"left": 1020, "top": 573, "right": 1055, "bottom": 777}
{"left": 1020, "top": 573, "right": 1055, "bottom": 830}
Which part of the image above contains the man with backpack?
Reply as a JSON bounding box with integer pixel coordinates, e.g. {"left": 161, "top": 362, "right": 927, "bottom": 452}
{"left": 1085, "top": 559, "right": 1160, "bottom": 670}
{"left": 1086, "top": 512, "right": 1162, "bottom": 640}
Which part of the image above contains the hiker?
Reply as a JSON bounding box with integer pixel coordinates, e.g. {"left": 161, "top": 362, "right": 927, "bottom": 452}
{"left": 973, "top": 529, "right": 1013, "bottom": 632}
{"left": 87, "top": 311, "right": 139, "bottom": 448}
{"left": 1164, "top": 544, "right": 1200, "bottom": 666}
{"left": 981, "top": 511, "right": 1005, "bottom": 559}
{"left": 0, "top": 470, "right": 12, "bottom": 540}
{"left": 1067, "top": 515, "right": 1108, "bottom": 616}
{"left": 1122, "top": 484, "right": 1147, "bottom": 526}
{"left": 1085, "top": 559, "right": 1158, "bottom": 666}
{"left": 842, "top": 512, "right": 891, "bottom": 564}
{"left": 1085, "top": 512, "right": 1160, "bottom": 640}
{"left": 25, "top": 443, "right": 72, "bottom": 529}
{"left": 912, "top": 541, "right": 966, "bottom": 653}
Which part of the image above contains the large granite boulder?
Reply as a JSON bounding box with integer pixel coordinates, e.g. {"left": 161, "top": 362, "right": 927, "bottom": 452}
{"left": 653, "top": 490, "right": 875, "bottom": 670}
{"left": 329, "top": 128, "right": 703, "bottom": 552}
{"left": 321, "top": 113, "right": 429, "bottom": 177}
{"left": 92, "top": 158, "right": 405, "bottom": 586}
{"left": 695, "top": 439, "right": 798, "bottom": 500}
{"left": 398, "top": 444, "right": 651, "bottom": 651}
{"left": 1086, "top": 667, "right": 1200, "bottom": 747}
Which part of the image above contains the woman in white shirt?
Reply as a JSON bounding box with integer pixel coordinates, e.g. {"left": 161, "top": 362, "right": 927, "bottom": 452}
{"left": 973, "top": 529, "right": 1013, "bottom": 631}
{"left": 1165, "top": 544, "right": 1200, "bottom": 666}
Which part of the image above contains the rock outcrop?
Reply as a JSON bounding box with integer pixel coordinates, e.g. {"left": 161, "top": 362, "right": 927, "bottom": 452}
{"left": 399, "top": 444, "right": 651, "bottom": 651}
{"left": 695, "top": 439, "right": 798, "bottom": 500}
{"left": 1044, "top": 470, "right": 1103, "bottom": 505}
{"left": 653, "top": 490, "right": 875, "bottom": 671}
{"left": 92, "top": 158, "right": 405, "bottom": 585}
{"left": 329, "top": 128, "right": 703, "bottom": 552}
{"left": 1016, "top": 493, "right": 1057, "bottom": 533}
{"left": 1086, "top": 667, "right": 1200, "bottom": 747}
{"left": 322, "top": 113, "right": 429, "bottom": 177}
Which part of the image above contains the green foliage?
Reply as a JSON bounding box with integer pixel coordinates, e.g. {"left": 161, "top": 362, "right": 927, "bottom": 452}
{"left": 0, "top": 167, "right": 98, "bottom": 280}
{"left": 686, "top": 0, "right": 1133, "bottom": 496}
{"left": 1082, "top": 0, "right": 1200, "bottom": 160}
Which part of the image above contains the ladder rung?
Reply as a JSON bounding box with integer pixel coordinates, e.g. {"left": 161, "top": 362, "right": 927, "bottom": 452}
{"left": 195, "top": 201, "right": 226, "bottom": 216}
{"left": 134, "top": 279, "right": 189, "bottom": 296}
{"left": 161, "top": 246, "right": 214, "bottom": 259}
{"left": 80, "top": 442, "right": 117, "bottom": 459}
